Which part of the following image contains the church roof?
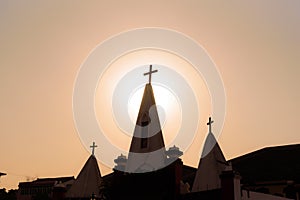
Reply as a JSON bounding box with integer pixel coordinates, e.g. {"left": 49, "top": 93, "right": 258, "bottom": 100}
{"left": 192, "top": 132, "right": 227, "bottom": 192}
{"left": 66, "top": 155, "right": 102, "bottom": 198}
{"left": 230, "top": 143, "right": 300, "bottom": 184}
{"left": 126, "top": 82, "right": 167, "bottom": 173}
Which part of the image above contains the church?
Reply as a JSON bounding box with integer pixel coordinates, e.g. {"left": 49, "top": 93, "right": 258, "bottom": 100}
{"left": 17, "top": 66, "right": 298, "bottom": 200}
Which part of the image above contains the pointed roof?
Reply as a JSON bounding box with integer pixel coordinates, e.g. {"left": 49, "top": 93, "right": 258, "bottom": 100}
{"left": 66, "top": 155, "right": 102, "bottom": 198}
{"left": 192, "top": 126, "right": 227, "bottom": 192}
{"left": 126, "top": 83, "right": 167, "bottom": 173}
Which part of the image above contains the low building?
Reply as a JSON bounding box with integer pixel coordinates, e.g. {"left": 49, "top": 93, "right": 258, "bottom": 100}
{"left": 231, "top": 144, "right": 300, "bottom": 199}
{"left": 17, "top": 176, "right": 74, "bottom": 200}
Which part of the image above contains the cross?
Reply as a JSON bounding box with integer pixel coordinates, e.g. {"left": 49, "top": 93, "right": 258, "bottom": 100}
{"left": 143, "top": 65, "right": 158, "bottom": 83}
{"left": 90, "top": 142, "right": 98, "bottom": 156}
{"left": 207, "top": 117, "right": 214, "bottom": 133}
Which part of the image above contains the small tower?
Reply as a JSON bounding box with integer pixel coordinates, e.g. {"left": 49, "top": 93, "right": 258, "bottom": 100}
{"left": 114, "top": 154, "right": 127, "bottom": 171}
{"left": 220, "top": 162, "right": 241, "bottom": 200}
{"left": 66, "top": 142, "right": 102, "bottom": 199}
{"left": 192, "top": 117, "right": 228, "bottom": 192}
{"left": 166, "top": 145, "right": 183, "bottom": 160}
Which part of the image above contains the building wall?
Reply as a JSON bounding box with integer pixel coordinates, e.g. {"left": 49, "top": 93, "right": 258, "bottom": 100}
{"left": 241, "top": 190, "right": 291, "bottom": 200}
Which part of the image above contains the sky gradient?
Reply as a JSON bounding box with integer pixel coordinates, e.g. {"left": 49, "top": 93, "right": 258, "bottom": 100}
{"left": 0, "top": 1, "right": 299, "bottom": 189}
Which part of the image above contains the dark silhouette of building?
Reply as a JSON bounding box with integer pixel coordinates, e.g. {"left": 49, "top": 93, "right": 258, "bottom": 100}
{"left": 93, "top": 66, "right": 291, "bottom": 200}
{"left": 0, "top": 188, "right": 17, "bottom": 200}
{"left": 17, "top": 65, "right": 296, "bottom": 200}
{"left": 65, "top": 154, "right": 102, "bottom": 199}
{"left": 230, "top": 144, "right": 300, "bottom": 199}
{"left": 17, "top": 177, "right": 74, "bottom": 200}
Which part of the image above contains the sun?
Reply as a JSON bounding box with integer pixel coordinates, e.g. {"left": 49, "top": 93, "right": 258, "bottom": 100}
{"left": 127, "top": 83, "right": 181, "bottom": 129}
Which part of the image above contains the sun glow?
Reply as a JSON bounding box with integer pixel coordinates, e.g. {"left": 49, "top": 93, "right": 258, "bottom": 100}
{"left": 128, "top": 84, "right": 181, "bottom": 129}
{"left": 95, "top": 49, "right": 211, "bottom": 156}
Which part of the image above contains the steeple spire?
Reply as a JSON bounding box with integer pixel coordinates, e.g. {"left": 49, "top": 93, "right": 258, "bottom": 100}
{"left": 66, "top": 155, "right": 102, "bottom": 198}
{"left": 126, "top": 66, "right": 166, "bottom": 173}
{"left": 192, "top": 117, "right": 227, "bottom": 192}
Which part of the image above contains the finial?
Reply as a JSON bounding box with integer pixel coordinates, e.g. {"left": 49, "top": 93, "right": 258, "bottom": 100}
{"left": 90, "top": 142, "right": 97, "bottom": 156}
{"left": 143, "top": 65, "right": 158, "bottom": 83}
{"left": 207, "top": 117, "right": 214, "bottom": 133}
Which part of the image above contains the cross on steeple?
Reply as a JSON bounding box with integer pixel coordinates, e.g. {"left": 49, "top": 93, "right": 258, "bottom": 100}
{"left": 207, "top": 117, "right": 214, "bottom": 133}
{"left": 90, "top": 142, "right": 97, "bottom": 156}
{"left": 143, "top": 65, "right": 158, "bottom": 83}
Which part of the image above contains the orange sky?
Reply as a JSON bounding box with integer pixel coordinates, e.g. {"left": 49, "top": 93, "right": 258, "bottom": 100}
{"left": 0, "top": 1, "right": 299, "bottom": 190}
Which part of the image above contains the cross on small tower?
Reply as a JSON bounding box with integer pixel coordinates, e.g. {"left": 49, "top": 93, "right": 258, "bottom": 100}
{"left": 143, "top": 65, "right": 158, "bottom": 83}
{"left": 90, "top": 142, "right": 98, "bottom": 156}
{"left": 207, "top": 117, "right": 214, "bottom": 133}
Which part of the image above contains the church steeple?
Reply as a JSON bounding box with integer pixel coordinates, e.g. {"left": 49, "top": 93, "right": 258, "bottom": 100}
{"left": 66, "top": 142, "right": 102, "bottom": 198}
{"left": 126, "top": 65, "right": 167, "bottom": 173}
{"left": 192, "top": 117, "right": 228, "bottom": 192}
